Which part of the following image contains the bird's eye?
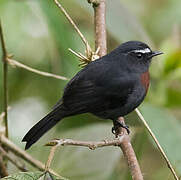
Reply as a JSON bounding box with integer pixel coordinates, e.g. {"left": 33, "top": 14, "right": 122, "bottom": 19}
{"left": 136, "top": 53, "right": 143, "bottom": 59}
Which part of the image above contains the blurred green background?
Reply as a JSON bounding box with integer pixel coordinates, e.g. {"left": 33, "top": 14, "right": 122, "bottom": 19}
{"left": 0, "top": 0, "right": 181, "bottom": 179}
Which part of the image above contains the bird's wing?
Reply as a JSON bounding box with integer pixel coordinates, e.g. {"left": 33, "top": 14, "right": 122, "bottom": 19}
{"left": 60, "top": 62, "right": 136, "bottom": 115}
{"left": 62, "top": 78, "right": 100, "bottom": 113}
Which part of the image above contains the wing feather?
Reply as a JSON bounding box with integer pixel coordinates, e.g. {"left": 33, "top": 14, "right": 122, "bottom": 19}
{"left": 55, "top": 60, "right": 136, "bottom": 117}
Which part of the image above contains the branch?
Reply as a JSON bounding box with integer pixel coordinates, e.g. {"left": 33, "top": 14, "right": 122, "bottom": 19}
{"left": 43, "top": 137, "right": 124, "bottom": 174}
{"left": 53, "top": 0, "right": 101, "bottom": 65}
{"left": 0, "top": 20, "right": 8, "bottom": 138}
{"left": 0, "top": 134, "right": 62, "bottom": 178}
{"left": 43, "top": 145, "right": 68, "bottom": 180}
{"left": 45, "top": 145, "right": 57, "bottom": 172}
{"left": 92, "top": 0, "right": 107, "bottom": 56}
{"left": 43, "top": 137, "right": 139, "bottom": 180}
{"left": 46, "top": 138, "right": 123, "bottom": 149}
{"left": 7, "top": 58, "right": 69, "bottom": 81}
{"left": 91, "top": 1, "right": 143, "bottom": 179}
{"left": 0, "top": 107, "right": 10, "bottom": 123}
{"left": 135, "top": 108, "right": 179, "bottom": 180}
{"left": 0, "top": 154, "right": 8, "bottom": 177}
{"left": 114, "top": 117, "right": 143, "bottom": 180}
{"left": 0, "top": 146, "right": 27, "bottom": 172}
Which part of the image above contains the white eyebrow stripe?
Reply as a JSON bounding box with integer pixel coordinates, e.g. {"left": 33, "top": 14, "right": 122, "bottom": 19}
{"left": 133, "top": 48, "right": 151, "bottom": 54}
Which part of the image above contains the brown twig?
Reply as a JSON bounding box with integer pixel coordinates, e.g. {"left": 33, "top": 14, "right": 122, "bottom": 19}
{"left": 7, "top": 58, "right": 68, "bottom": 81}
{"left": 46, "top": 138, "right": 124, "bottom": 149}
{"left": 0, "top": 20, "right": 8, "bottom": 138}
{"left": 114, "top": 117, "right": 143, "bottom": 180}
{"left": 45, "top": 146, "right": 58, "bottom": 172}
{"left": 0, "top": 134, "right": 62, "bottom": 178}
{"left": 0, "top": 146, "right": 27, "bottom": 172}
{"left": 92, "top": 0, "right": 107, "bottom": 57}
{"left": 42, "top": 138, "right": 124, "bottom": 178}
{"left": 0, "top": 107, "right": 11, "bottom": 123}
{"left": 0, "top": 154, "right": 8, "bottom": 177}
{"left": 135, "top": 108, "right": 179, "bottom": 180}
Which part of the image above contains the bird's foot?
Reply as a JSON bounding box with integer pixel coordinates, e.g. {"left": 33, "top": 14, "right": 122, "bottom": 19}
{"left": 112, "top": 121, "right": 130, "bottom": 135}
{"left": 122, "top": 124, "right": 130, "bottom": 134}
{"left": 112, "top": 127, "right": 116, "bottom": 134}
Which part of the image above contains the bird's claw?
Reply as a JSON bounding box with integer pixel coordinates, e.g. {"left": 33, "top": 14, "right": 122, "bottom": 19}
{"left": 123, "top": 125, "right": 130, "bottom": 134}
{"left": 112, "top": 127, "right": 116, "bottom": 134}
{"left": 112, "top": 122, "right": 130, "bottom": 135}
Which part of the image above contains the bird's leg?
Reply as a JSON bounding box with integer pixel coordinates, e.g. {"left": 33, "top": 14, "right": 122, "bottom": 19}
{"left": 112, "top": 119, "right": 130, "bottom": 135}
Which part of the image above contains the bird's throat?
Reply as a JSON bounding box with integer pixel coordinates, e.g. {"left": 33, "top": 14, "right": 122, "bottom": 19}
{"left": 140, "top": 71, "right": 150, "bottom": 93}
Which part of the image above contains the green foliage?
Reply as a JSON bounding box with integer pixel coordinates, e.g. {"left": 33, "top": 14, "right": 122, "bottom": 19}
{"left": 140, "top": 103, "right": 181, "bottom": 173}
{"left": 163, "top": 50, "right": 181, "bottom": 75}
{"left": 1, "top": 171, "right": 65, "bottom": 180}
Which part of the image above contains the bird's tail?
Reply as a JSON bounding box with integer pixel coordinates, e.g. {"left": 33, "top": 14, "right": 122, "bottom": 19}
{"left": 22, "top": 106, "right": 66, "bottom": 150}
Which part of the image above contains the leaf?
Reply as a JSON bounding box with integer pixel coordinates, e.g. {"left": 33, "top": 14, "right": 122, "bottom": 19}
{"left": 37, "top": 172, "right": 67, "bottom": 180}
{"left": 139, "top": 103, "right": 181, "bottom": 175}
{"left": 1, "top": 171, "right": 65, "bottom": 180}
{"left": 163, "top": 50, "right": 181, "bottom": 76}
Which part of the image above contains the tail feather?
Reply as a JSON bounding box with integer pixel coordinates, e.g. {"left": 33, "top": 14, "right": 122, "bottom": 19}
{"left": 22, "top": 106, "right": 65, "bottom": 150}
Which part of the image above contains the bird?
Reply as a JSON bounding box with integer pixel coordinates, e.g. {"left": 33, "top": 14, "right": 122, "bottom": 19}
{"left": 22, "top": 41, "right": 163, "bottom": 150}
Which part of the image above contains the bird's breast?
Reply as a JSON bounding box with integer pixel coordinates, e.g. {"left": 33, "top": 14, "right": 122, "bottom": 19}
{"left": 140, "top": 71, "right": 150, "bottom": 93}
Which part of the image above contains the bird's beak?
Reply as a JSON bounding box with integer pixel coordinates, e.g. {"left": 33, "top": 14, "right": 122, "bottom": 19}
{"left": 150, "top": 51, "right": 163, "bottom": 58}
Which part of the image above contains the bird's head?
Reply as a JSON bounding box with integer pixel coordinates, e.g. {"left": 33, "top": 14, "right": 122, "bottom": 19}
{"left": 116, "top": 41, "right": 163, "bottom": 72}
{"left": 120, "top": 41, "right": 163, "bottom": 61}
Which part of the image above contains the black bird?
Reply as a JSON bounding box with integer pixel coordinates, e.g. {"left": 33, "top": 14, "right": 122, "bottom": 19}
{"left": 22, "top": 41, "right": 163, "bottom": 150}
